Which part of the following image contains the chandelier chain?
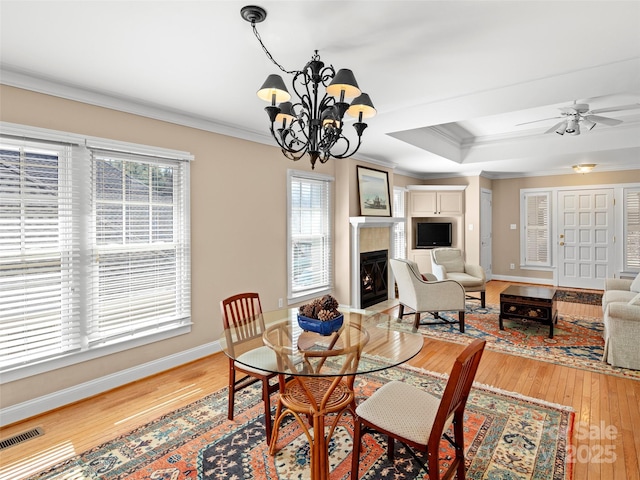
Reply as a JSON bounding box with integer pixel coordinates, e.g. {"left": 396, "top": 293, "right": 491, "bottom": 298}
{"left": 251, "top": 22, "right": 298, "bottom": 75}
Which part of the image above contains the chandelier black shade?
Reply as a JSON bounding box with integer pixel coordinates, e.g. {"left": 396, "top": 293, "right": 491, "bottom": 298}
{"left": 241, "top": 5, "right": 376, "bottom": 169}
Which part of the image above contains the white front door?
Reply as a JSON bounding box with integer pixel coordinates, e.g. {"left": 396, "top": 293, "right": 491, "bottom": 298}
{"left": 557, "top": 189, "right": 615, "bottom": 289}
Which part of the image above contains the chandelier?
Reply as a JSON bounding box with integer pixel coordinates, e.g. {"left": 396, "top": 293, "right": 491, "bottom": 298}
{"left": 241, "top": 5, "right": 376, "bottom": 169}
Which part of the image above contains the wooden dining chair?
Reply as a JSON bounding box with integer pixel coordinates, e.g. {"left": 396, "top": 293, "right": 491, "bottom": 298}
{"left": 220, "top": 292, "right": 279, "bottom": 443}
{"left": 351, "top": 338, "right": 486, "bottom": 480}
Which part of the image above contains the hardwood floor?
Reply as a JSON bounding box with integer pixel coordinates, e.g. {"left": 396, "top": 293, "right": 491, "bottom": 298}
{"left": 1, "top": 281, "right": 638, "bottom": 480}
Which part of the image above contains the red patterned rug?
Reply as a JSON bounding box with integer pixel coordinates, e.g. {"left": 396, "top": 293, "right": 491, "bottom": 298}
{"left": 383, "top": 304, "right": 640, "bottom": 380}
{"left": 28, "top": 363, "right": 574, "bottom": 479}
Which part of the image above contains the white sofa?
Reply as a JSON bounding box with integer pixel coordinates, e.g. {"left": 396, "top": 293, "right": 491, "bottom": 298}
{"left": 601, "top": 275, "right": 640, "bottom": 370}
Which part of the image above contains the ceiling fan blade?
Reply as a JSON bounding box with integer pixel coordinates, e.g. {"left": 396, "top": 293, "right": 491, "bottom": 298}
{"left": 586, "top": 115, "right": 623, "bottom": 126}
{"left": 516, "top": 116, "right": 562, "bottom": 126}
{"left": 589, "top": 103, "right": 640, "bottom": 114}
{"left": 545, "top": 121, "right": 566, "bottom": 134}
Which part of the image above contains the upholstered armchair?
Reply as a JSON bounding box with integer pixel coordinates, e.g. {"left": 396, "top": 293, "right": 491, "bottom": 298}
{"left": 431, "top": 248, "right": 486, "bottom": 307}
{"left": 389, "top": 258, "right": 466, "bottom": 332}
{"left": 602, "top": 276, "right": 640, "bottom": 370}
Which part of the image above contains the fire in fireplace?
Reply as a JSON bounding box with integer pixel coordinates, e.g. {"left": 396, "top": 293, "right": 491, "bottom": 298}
{"left": 360, "top": 250, "right": 388, "bottom": 308}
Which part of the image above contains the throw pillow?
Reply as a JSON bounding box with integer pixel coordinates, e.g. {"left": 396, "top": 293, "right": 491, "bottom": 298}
{"left": 631, "top": 274, "right": 640, "bottom": 293}
{"left": 629, "top": 292, "right": 640, "bottom": 306}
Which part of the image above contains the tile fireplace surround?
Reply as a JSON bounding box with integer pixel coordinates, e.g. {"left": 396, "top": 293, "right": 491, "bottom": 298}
{"left": 349, "top": 216, "right": 404, "bottom": 309}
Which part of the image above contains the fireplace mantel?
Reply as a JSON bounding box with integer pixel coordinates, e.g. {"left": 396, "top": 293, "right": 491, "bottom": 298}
{"left": 349, "top": 216, "right": 404, "bottom": 308}
{"left": 349, "top": 216, "right": 404, "bottom": 228}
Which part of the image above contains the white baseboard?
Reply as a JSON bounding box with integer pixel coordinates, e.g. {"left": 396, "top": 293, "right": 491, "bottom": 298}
{"left": 0, "top": 342, "right": 222, "bottom": 427}
{"left": 489, "top": 274, "right": 554, "bottom": 286}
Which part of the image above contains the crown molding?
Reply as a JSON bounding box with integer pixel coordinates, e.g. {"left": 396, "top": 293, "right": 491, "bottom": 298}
{"left": 0, "top": 65, "right": 277, "bottom": 144}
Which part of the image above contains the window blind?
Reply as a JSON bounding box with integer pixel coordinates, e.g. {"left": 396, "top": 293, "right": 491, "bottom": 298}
{"left": 523, "top": 192, "right": 550, "bottom": 266}
{"left": 89, "top": 150, "right": 191, "bottom": 345}
{"left": 288, "top": 171, "right": 333, "bottom": 299}
{"left": 624, "top": 187, "right": 640, "bottom": 271}
{"left": 0, "top": 143, "right": 81, "bottom": 369}
{"left": 392, "top": 187, "right": 406, "bottom": 259}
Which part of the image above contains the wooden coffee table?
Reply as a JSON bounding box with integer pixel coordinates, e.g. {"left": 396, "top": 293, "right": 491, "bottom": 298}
{"left": 499, "top": 285, "right": 558, "bottom": 338}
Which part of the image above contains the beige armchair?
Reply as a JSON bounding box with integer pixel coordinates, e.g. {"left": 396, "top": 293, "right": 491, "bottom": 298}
{"left": 389, "top": 258, "right": 466, "bottom": 332}
{"left": 431, "top": 248, "right": 486, "bottom": 307}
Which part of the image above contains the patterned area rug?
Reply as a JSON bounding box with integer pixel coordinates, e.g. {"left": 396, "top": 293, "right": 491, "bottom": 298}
{"left": 31, "top": 364, "right": 574, "bottom": 480}
{"left": 555, "top": 289, "right": 602, "bottom": 305}
{"left": 383, "top": 305, "right": 640, "bottom": 381}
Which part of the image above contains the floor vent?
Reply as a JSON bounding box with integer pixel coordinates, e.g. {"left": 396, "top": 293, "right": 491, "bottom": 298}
{"left": 0, "top": 427, "right": 44, "bottom": 450}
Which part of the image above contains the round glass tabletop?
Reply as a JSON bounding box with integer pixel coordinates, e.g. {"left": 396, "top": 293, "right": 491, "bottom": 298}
{"left": 219, "top": 307, "right": 424, "bottom": 377}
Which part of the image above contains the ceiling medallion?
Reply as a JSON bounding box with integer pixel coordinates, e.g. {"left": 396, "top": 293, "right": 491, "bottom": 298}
{"left": 241, "top": 5, "right": 376, "bottom": 169}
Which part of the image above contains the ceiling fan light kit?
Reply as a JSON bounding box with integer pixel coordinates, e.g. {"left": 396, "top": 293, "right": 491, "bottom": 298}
{"left": 573, "top": 164, "right": 597, "bottom": 174}
{"left": 519, "top": 102, "right": 640, "bottom": 137}
{"left": 241, "top": 5, "right": 376, "bottom": 169}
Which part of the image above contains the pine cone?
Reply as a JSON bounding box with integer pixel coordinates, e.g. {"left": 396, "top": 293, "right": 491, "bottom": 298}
{"left": 317, "top": 309, "right": 337, "bottom": 321}
{"left": 299, "top": 304, "right": 315, "bottom": 317}
{"left": 321, "top": 295, "right": 339, "bottom": 311}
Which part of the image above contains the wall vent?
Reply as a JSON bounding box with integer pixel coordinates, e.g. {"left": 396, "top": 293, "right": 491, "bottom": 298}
{"left": 0, "top": 427, "right": 44, "bottom": 450}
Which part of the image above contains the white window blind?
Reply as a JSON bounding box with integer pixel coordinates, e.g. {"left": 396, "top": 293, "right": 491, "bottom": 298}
{"left": 288, "top": 170, "right": 333, "bottom": 300}
{"left": 522, "top": 191, "right": 550, "bottom": 267}
{"left": 624, "top": 187, "right": 640, "bottom": 271}
{"left": 0, "top": 127, "right": 191, "bottom": 379}
{"left": 89, "top": 150, "right": 191, "bottom": 346}
{"left": 392, "top": 187, "right": 406, "bottom": 259}
{"left": 0, "top": 143, "right": 81, "bottom": 369}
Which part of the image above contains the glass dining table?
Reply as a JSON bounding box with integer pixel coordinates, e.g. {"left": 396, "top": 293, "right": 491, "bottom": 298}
{"left": 218, "top": 307, "right": 424, "bottom": 480}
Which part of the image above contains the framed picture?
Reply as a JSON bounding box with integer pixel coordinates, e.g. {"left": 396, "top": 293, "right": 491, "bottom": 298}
{"left": 357, "top": 166, "right": 391, "bottom": 217}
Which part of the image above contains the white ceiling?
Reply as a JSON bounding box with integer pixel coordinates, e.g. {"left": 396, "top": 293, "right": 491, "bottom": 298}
{"left": 1, "top": 0, "right": 639, "bottom": 179}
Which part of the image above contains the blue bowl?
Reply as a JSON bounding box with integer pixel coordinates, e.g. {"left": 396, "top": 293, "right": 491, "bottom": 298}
{"left": 297, "top": 314, "right": 344, "bottom": 336}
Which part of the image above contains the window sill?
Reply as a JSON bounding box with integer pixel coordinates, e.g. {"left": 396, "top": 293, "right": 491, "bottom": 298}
{"left": 288, "top": 288, "right": 332, "bottom": 306}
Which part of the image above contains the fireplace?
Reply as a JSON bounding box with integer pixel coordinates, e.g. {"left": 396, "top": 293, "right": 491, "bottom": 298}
{"left": 360, "top": 250, "right": 388, "bottom": 309}
{"left": 349, "top": 216, "right": 403, "bottom": 309}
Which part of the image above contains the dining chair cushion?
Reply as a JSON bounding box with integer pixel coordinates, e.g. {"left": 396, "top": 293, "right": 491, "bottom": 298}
{"left": 355, "top": 380, "right": 449, "bottom": 445}
{"left": 236, "top": 346, "right": 279, "bottom": 375}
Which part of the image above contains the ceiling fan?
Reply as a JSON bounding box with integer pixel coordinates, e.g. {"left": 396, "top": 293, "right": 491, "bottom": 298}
{"left": 517, "top": 102, "right": 640, "bottom": 135}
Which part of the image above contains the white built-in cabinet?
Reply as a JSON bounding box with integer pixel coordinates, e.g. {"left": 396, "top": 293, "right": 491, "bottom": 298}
{"left": 409, "top": 190, "right": 464, "bottom": 216}
{"left": 406, "top": 185, "right": 466, "bottom": 274}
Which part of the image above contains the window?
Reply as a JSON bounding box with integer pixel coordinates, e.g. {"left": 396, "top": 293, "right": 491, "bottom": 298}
{"left": 521, "top": 191, "right": 551, "bottom": 267}
{"left": 89, "top": 149, "right": 190, "bottom": 346}
{"left": 624, "top": 187, "right": 640, "bottom": 272}
{"left": 0, "top": 128, "right": 191, "bottom": 381}
{"left": 0, "top": 143, "right": 79, "bottom": 373}
{"left": 287, "top": 170, "right": 333, "bottom": 302}
{"left": 392, "top": 187, "right": 406, "bottom": 259}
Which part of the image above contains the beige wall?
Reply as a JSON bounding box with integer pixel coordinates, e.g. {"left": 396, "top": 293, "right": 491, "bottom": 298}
{"left": 0, "top": 85, "right": 330, "bottom": 407}
{"left": 394, "top": 171, "right": 640, "bottom": 281}
{"left": 490, "top": 170, "right": 640, "bottom": 279}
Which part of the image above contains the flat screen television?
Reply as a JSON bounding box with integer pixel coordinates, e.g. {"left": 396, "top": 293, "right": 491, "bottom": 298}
{"left": 416, "top": 222, "right": 452, "bottom": 248}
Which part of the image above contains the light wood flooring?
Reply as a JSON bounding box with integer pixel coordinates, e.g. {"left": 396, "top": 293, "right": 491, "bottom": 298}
{"left": 1, "top": 281, "right": 639, "bottom": 480}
